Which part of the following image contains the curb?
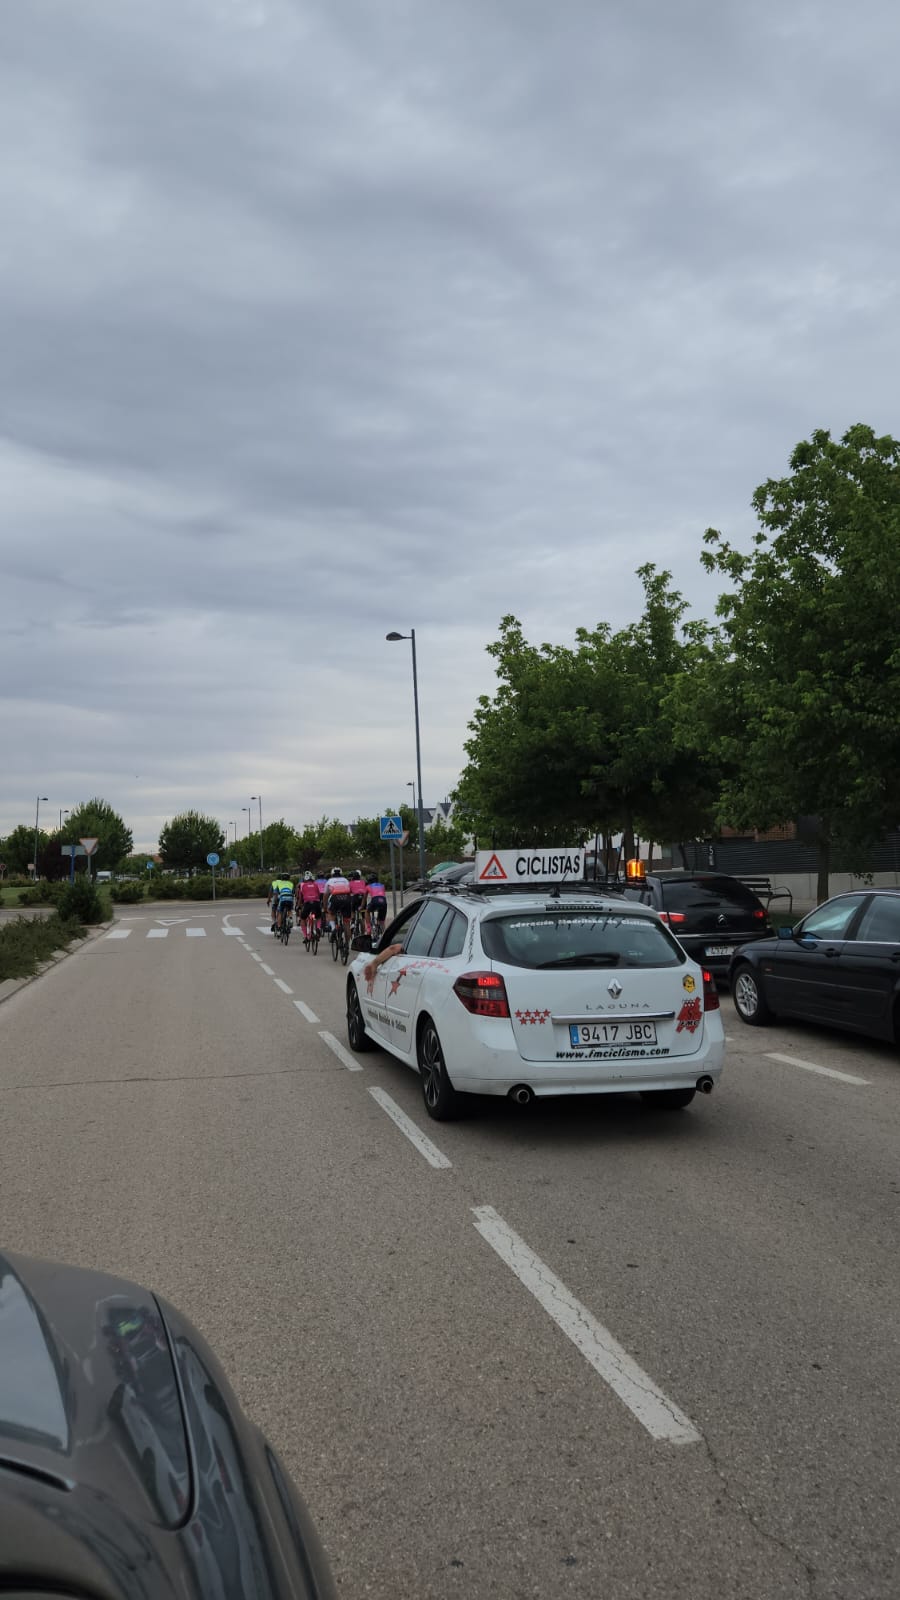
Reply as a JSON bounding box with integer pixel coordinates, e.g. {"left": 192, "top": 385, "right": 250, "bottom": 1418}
{"left": 0, "top": 920, "right": 113, "bottom": 1008}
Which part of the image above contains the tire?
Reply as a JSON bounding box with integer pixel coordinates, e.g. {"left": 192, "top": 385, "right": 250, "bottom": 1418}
{"left": 311, "top": 928, "right": 319, "bottom": 956}
{"left": 732, "top": 962, "right": 773, "bottom": 1025}
{"left": 284, "top": 920, "right": 291, "bottom": 945}
{"left": 331, "top": 930, "right": 339, "bottom": 963}
{"left": 417, "top": 1018, "right": 464, "bottom": 1121}
{"left": 340, "top": 931, "right": 349, "bottom": 967}
{"left": 640, "top": 1088, "right": 696, "bottom": 1109}
{"left": 346, "top": 980, "right": 374, "bottom": 1052}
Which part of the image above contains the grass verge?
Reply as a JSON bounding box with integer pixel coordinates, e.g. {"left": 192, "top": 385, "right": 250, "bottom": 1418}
{"left": 0, "top": 914, "right": 88, "bottom": 983}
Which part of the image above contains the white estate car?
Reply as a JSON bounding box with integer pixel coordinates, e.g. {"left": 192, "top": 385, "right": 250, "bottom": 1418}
{"left": 345, "top": 886, "right": 725, "bottom": 1120}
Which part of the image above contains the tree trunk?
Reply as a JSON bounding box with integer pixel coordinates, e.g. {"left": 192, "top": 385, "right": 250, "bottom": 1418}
{"left": 621, "top": 813, "right": 635, "bottom": 865}
{"left": 816, "top": 834, "right": 831, "bottom": 905}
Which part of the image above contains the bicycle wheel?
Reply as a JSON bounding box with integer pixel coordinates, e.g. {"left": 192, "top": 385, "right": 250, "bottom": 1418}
{"left": 340, "top": 926, "right": 349, "bottom": 966}
{"left": 311, "top": 926, "right": 319, "bottom": 955}
{"left": 331, "top": 928, "right": 339, "bottom": 962}
{"left": 284, "top": 916, "right": 292, "bottom": 945}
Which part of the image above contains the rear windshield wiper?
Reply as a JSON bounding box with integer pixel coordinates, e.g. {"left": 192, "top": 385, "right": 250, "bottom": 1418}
{"left": 536, "top": 953, "right": 621, "bottom": 969}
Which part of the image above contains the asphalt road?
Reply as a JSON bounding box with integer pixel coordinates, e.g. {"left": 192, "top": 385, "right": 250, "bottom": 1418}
{"left": 2, "top": 902, "right": 899, "bottom": 1599}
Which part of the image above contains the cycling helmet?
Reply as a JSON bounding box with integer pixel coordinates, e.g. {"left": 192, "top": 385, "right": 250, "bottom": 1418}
{"left": 330, "top": 867, "right": 343, "bottom": 877}
{"left": 303, "top": 871, "right": 314, "bottom": 881}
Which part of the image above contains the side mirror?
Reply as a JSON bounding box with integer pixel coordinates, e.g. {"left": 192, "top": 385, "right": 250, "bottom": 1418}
{"left": 350, "top": 934, "right": 372, "bottom": 953}
{"left": 776, "top": 924, "right": 796, "bottom": 940}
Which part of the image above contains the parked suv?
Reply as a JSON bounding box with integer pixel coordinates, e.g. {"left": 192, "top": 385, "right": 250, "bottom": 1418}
{"left": 621, "top": 872, "right": 772, "bottom": 978}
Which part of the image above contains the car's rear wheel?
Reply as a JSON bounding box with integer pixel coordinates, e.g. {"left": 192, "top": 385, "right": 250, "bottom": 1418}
{"left": 346, "top": 979, "right": 374, "bottom": 1052}
{"left": 640, "top": 1088, "right": 696, "bottom": 1109}
{"left": 417, "top": 1018, "right": 463, "bottom": 1121}
{"left": 732, "top": 962, "right": 773, "bottom": 1025}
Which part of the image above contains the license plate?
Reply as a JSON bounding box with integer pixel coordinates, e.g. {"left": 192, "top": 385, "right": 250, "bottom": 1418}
{"left": 704, "top": 945, "right": 732, "bottom": 957}
{"left": 568, "top": 1022, "right": 658, "bottom": 1048}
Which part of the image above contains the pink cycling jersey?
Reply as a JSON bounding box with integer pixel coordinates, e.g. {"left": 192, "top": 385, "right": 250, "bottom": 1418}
{"left": 299, "top": 881, "right": 320, "bottom": 903}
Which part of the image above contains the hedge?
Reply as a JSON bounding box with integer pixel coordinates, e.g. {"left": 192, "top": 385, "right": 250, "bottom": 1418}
{"left": 0, "top": 914, "right": 87, "bottom": 982}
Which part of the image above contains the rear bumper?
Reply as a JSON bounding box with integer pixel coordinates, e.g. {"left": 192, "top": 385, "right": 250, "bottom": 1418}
{"left": 453, "top": 1035, "right": 725, "bottom": 1098}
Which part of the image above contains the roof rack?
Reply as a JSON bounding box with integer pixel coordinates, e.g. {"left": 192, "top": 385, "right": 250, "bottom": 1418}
{"left": 421, "top": 878, "right": 627, "bottom": 899}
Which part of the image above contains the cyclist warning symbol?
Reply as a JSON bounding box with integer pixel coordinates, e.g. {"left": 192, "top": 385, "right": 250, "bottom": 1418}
{"left": 477, "top": 852, "right": 508, "bottom": 881}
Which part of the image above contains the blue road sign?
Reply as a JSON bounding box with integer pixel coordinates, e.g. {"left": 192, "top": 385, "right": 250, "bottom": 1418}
{"left": 145, "top": 860, "right": 154, "bottom": 871}
{"left": 379, "top": 815, "right": 403, "bottom": 840}
{"left": 207, "top": 852, "right": 220, "bottom": 867}
{"left": 230, "top": 859, "right": 238, "bottom": 869}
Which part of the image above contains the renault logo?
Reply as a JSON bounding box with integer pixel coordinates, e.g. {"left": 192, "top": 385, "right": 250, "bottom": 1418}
{"left": 607, "top": 979, "right": 623, "bottom": 997}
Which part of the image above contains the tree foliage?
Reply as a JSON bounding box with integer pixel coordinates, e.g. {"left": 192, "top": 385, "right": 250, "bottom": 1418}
{"left": 158, "top": 811, "right": 225, "bottom": 872}
{"left": 696, "top": 423, "right": 900, "bottom": 898}
{"left": 454, "top": 566, "right": 720, "bottom": 852}
{"left": 1, "top": 824, "right": 49, "bottom": 875}
{"left": 62, "top": 799, "right": 133, "bottom": 871}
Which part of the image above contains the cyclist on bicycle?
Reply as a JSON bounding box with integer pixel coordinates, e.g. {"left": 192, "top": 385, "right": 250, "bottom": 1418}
{"left": 324, "top": 868, "right": 352, "bottom": 941}
{"left": 267, "top": 876, "right": 291, "bottom": 932}
{"left": 348, "top": 869, "right": 367, "bottom": 932}
{"left": 271, "top": 879, "right": 294, "bottom": 936}
{"left": 366, "top": 874, "right": 388, "bottom": 937}
{"left": 297, "top": 871, "right": 322, "bottom": 935}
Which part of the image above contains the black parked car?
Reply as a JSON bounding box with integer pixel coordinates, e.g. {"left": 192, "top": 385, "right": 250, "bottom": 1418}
{"left": 621, "top": 872, "right": 772, "bottom": 977}
{"left": 0, "top": 1250, "right": 336, "bottom": 1598}
{"left": 730, "top": 888, "right": 900, "bottom": 1044}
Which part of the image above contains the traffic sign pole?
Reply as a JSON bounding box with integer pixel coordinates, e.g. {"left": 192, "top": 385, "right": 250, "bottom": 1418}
{"left": 390, "top": 842, "right": 396, "bottom": 918}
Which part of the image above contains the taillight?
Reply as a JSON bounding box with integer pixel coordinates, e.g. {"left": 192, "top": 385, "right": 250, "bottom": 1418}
{"left": 702, "top": 969, "right": 719, "bottom": 1010}
{"left": 659, "top": 911, "right": 686, "bottom": 925}
{"left": 752, "top": 909, "right": 766, "bottom": 920}
{"left": 453, "top": 971, "right": 511, "bottom": 1018}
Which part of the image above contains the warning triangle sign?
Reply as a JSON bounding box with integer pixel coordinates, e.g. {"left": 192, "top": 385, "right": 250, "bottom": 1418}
{"left": 478, "top": 852, "right": 508, "bottom": 881}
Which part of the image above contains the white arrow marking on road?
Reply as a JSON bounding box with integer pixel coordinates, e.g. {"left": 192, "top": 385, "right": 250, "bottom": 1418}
{"left": 368, "top": 1087, "right": 452, "bottom": 1169}
{"left": 764, "top": 1051, "right": 869, "bottom": 1086}
{"left": 471, "top": 1205, "right": 702, "bottom": 1446}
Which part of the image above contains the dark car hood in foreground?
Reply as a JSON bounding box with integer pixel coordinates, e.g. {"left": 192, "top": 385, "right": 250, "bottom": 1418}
{"left": 0, "top": 1250, "right": 335, "bottom": 1599}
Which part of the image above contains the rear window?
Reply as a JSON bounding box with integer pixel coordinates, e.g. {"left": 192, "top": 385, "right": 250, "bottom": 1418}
{"left": 480, "top": 911, "right": 685, "bottom": 970}
{"left": 660, "top": 877, "right": 763, "bottom": 911}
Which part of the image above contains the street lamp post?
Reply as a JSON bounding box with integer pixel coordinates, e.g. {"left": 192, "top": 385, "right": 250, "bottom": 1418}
{"left": 242, "top": 806, "right": 252, "bottom": 841}
{"left": 229, "top": 822, "right": 236, "bottom": 846}
{"left": 251, "top": 795, "right": 263, "bottom": 871}
{"left": 59, "top": 807, "right": 69, "bottom": 832}
{"left": 33, "top": 795, "right": 49, "bottom": 880}
{"left": 386, "top": 631, "right": 427, "bottom": 882}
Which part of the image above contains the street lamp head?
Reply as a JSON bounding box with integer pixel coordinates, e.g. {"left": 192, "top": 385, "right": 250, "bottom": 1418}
{"left": 39, "top": 795, "right": 48, "bottom": 802}
{"left": 385, "top": 631, "right": 408, "bottom": 642}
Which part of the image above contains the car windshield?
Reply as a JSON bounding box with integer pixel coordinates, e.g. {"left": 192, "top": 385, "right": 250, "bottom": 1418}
{"left": 480, "top": 910, "right": 685, "bottom": 970}
{"left": 660, "top": 877, "right": 763, "bottom": 911}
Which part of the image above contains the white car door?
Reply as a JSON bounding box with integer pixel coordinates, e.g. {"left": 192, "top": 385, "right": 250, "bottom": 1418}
{"left": 363, "top": 902, "right": 426, "bottom": 1050}
{"left": 377, "top": 900, "right": 455, "bottom": 1058}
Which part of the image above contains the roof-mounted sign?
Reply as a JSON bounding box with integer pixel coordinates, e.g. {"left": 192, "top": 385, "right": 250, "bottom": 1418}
{"left": 474, "top": 848, "right": 584, "bottom": 885}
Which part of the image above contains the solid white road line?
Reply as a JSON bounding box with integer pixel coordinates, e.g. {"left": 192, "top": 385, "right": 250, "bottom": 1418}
{"left": 368, "top": 1087, "right": 452, "bottom": 1169}
{"left": 319, "top": 1030, "right": 364, "bottom": 1073}
{"left": 764, "top": 1051, "right": 870, "bottom": 1086}
{"left": 260, "top": 963, "right": 275, "bottom": 976}
{"left": 105, "top": 929, "right": 131, "bottom": 940}
{"left": 273, "top": 978, "right": 292, "bottom": 994}
{"left": 294, "top": 1001, "right": 319, "bottom": 1024}
{"left": 146, "top": 929, "right": 168, "bottom": 939}
{"left": 186, "top": 928, "right": 206, "bottom": 938}
{"left": 471, "top": 1205, "right": 702, "bottom": 1447}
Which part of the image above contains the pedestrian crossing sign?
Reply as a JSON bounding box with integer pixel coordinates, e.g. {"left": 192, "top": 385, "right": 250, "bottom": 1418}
{"left": 379, "top": 815, "right": 403, "bottom": 840}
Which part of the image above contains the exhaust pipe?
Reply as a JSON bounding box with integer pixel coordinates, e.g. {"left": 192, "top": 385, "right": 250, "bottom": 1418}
{"left": 696, "top": 1075, "right": 714, "bottom": 1095}
{"left": 509, "top": 1085, "right": 534, "bottom": 1106}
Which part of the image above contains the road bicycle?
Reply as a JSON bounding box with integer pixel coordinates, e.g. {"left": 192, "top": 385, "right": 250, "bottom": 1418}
{"left": 279, "top": 908, "right": 293, "bottom": 946}
{"left": 329, "top": 918, "right": 350, "bottom": 966}
{"left": 302, "top": 908, "right": 320, "bottom": 954}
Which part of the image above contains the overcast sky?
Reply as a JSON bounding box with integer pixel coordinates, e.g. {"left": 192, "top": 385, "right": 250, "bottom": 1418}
{"left": 2, "top": 0, "right": 898, "bottom": 851}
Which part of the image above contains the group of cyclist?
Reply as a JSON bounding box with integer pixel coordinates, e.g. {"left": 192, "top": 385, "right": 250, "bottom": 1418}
{"left": 267, "top": 868, "right": 388, "bottom": 944}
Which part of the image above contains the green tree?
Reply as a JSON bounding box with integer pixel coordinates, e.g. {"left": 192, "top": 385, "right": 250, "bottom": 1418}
{"left": 158, "top": 811, "right": 226, "bottom": 872}
{"left": 422, "top": 811, "right": 469, "bottom": 860}
{"left": 63, "top": 799, "right": 133, "bottom": 871}
{"left": 699, "top": 423, "right": 900, "bottom": 901}
{"left": 1, "top": 824, "right": 49, "bottom": 876}
{"left": 317, "top": 817, "right": 352, "bottom": 867}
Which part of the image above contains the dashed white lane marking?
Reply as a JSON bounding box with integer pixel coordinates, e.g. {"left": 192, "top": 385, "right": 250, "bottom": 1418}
{"left": 368, "top": 1086, "right": 452, "bottom": 1169}
{"left": 471, "top": 1205, "right": 702, "bottom": 1447}
{"left": 186, "top": 928, "right": 206, "bottom": 938}
{"left": 764, "top": 1051, "right": 869, "bottom": 1086}
{"left": 260, "top": 963, "right": 275, "bottom": 976}
{"left": 106, "top": 929, "right": 131, "bottom": 940}
{"left": 222, "top": 927, "right": 243, "bottom": 936}
{"left": 319, "top": 1030, "right": 363, "bottom": 1073}
{"left": 251, "top": 953, "right": 263, "bottom": 963}
{"left": 147, "top": 929, "right": 168, "bottom": 939}
{"left": 273, "top": 978, "right": 292, "bottom": 994}
{"left": 294, "top": 1001, "right": 319, "bottom": 1024}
